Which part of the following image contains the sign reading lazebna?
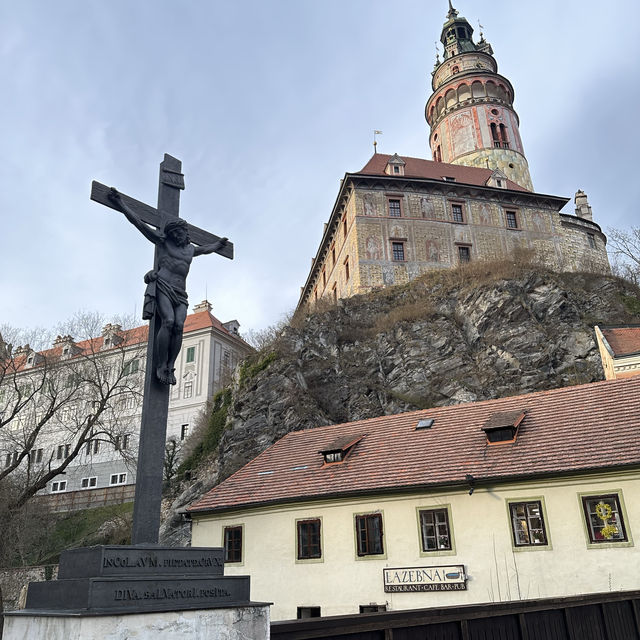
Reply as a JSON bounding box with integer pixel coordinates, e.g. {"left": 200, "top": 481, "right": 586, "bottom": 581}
{"left": 90, "top": 154, "right": 233, "bottom": 544}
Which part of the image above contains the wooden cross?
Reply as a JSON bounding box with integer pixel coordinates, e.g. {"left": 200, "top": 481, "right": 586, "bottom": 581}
{"left": 91, "top": 154, "right": 232, "bottom": 544}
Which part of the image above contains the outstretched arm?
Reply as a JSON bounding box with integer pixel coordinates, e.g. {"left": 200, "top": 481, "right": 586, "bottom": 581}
{"left": 107, "top": 188, "right": 162, "bottom": 245}
{"left": 193, "top": 237, "right": 229, "bottom": 256}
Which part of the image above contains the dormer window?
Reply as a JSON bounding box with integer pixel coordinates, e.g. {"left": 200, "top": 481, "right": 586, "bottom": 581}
{"left": 320, "top": 434, "right": 364, "bottom": 465}
{"left": 385, "top": 153, "right": 406, "bottom": 177}
{"left": 482, "top": 410, "right": 526, "bottom": 444}
{"left": 443, "top": 176, "right": 456, "bottom": 182}
{"left": 62, "top": 347, "right": 70, "bottom": 356}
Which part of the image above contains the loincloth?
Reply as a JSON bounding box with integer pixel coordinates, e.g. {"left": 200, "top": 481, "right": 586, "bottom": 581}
{"left": 142, "top": 271, "right": 188, "bottom": 320}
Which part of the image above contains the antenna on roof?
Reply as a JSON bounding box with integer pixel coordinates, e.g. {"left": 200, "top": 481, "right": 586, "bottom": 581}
{"left": 373, "top": 130, "right": 383, "bottom": 154}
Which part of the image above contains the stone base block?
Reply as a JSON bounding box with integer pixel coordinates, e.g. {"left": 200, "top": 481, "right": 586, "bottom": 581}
{"left": 3, "top": 605, "right": 270, "bottom": 640}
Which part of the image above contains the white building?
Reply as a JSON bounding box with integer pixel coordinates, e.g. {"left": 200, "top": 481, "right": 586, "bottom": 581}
{"left": 1, "top": 300, "right": 251, "bottom": 509}
{"left": 189, "top": 376, "right": 640, "bottom": 621}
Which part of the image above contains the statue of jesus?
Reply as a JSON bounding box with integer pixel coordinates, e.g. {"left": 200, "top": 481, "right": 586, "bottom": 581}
{"left": 108, "top": 187, "right": 228, "bottom": 385}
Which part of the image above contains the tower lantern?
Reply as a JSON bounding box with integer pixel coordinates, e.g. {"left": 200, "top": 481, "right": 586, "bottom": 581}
{"left": 426, "top": 2, "right": 533, "bottom": 191}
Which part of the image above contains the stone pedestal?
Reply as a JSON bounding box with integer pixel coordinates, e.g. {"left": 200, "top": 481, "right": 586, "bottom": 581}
{"left": 2, "top": 545, "right": 270, "bottom": 640}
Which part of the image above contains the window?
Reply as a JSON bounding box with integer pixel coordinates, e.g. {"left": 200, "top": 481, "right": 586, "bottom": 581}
{"left": 391, "top": 241, "right": 405, "bottom": 262}
{"left": 186, "top": 346, "right": 195, "bottom": 363}
{"left": 332, "top": 283, "right": 337, "bottom": 303}
{"left": 297, "top": 607, "right": 321, "bottom": 619}
{"left": 582, "top": 494, "right": 628, "bottom": 543}
{"left": 360, "top": 605, "right": 387, "bottom": 613}
{"left": 4, "top": 453, "right": 11, "bottom": 468}
{"left": 331, "top": 244, "right": 336, "bottom": 266}
{"left": 29, "top": 448, "right": 43, "bottom": 464}
{"left": 419, "top": 508, "right": 452, "bottom": 551}
{"left": 355, "top": 513, "right": 384, "bottom": 556}
{"left": 451, "top": 203, "right": 465, "bottom": 223}
{"left": 297, "top": 519, "right": 322, "bottom": 560}
{"left": 57, "top": 444, "right": 70, "bottom": 460}
{"left": 181, "top": 424, "right": 189, "bottom": 440}
{"left": 114, "top": 435, "right": 120, "bottom": 450}
{"left": 122, "top": 359, "right": 139, "bottom": 376}
{"left": 51, "top": 480, "right": 67, "bottom": 493}
{"left": 184, "top": 381, "right": 193, "bottom": 399}
{"left": 322, "top": 269, "right": 326, "bottom": 287}
{"left": 81, "top": 477, "right": 97, "bottom": 489}
{"left": 224, "top": 525, "right": 243, "bottom": 563}
{"left": 343, "top": 216, "right": 348, "bottom": 239}
{"left": 344, "top": 257, "right": 350, "bottom": 281}
{"left": 509, "top": 501, "right": 548, "bottom": 546}
{"left": 388, "top": 198, "right": 402, "bottom": 218}
{"left": 458, "top": 245, "right": 471, "bottom": 263}
{"left": 86, "top": 440, "right": 100, "bottom": 455}
{"left": 122, "top": 434, "right": 130, "bottom": 450}
{"left": 587, "top": 233, "right": 596, "bottom": 249}
{"left": 444, "top": 176, "right": 456, "bottom": 182}
{"left": 499, "top": 124, "right": 509, "bottom": 148}
{"left": 506, "top": 211, "right": 518, "bottom": 229}
{"left": 110, "top": 473, "right": 127, "bottom": 486}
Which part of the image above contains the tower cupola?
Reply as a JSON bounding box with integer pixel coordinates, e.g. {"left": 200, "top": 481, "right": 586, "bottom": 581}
{"left": 425, "top": 2, "right": 533, "bottom": 191}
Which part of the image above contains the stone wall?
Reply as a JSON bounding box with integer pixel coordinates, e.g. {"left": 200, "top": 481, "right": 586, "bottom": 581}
{"left": 0, "top": 565, "right": 58, "bottom": 612}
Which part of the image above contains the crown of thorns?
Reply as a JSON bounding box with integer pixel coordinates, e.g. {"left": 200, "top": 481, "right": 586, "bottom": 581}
{"left": 163, "top": 219, "right": 189, "bottom": 235}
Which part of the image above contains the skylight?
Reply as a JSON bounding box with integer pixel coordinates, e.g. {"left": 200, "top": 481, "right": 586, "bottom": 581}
{"left": 416, "top": 418, "right": 435, "bottom": 430}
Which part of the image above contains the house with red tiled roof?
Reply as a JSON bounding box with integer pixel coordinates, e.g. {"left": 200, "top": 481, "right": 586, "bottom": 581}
{"left": 189, "top": 376, "right": 640, "bottom": 621}
{"left": 1, "top": 300, "right": 251, "bottom": 510}
{"left": 595, "top": 324, "right": 640, "bottom": 380}
{"left": 297, "top": 4, "right": 609, "bottom": 310}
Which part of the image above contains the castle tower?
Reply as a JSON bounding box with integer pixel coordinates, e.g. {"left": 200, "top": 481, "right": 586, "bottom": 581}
{"left": 425, "top": 2, "right": 534, "bottom": 191}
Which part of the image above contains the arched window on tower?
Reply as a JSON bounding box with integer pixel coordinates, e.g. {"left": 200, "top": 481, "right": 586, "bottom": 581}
{"left": 499, "top": 124, "right": 509, "bottom": 149}
{"left": 435, "top": 145, "right": 442, "bottom": 162}
{"left": 490, "top": 123, "right": 500, "bottom": 148}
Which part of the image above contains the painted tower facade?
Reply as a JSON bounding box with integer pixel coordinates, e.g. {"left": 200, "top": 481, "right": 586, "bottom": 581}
{"left": 425, "top": 3, "right": 534, "bottom": 191}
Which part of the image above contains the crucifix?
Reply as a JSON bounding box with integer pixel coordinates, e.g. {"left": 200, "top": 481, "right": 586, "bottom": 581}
{"left": 91, "top": 154, "right": 233, "bottom": 544}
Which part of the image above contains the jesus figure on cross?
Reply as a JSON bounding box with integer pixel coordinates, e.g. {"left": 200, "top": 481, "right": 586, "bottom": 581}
{"left": 108, "top": 187, "right": 228, "bottom": 385}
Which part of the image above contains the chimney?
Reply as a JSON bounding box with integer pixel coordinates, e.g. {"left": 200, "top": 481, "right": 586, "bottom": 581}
{"left": 193, "top": 300, "right": 213, "bottom": 313}
{"left": 574, "top": 190, "right": 593, "bottom": 221}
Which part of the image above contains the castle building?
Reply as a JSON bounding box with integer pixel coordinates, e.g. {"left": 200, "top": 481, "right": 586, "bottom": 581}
{"left": 1, "top": 301, "right": 251, "bottom": 511}
{"left": 297, "top": 4, "right": 610, "bottom": 310}
{"left": 189, "top": 376, "right": 640, "bottom": 621}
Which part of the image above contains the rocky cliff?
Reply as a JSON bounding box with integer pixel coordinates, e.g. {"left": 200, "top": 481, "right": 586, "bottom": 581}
{"left": 160, "top": 264, "right": 640, "bottom": 545}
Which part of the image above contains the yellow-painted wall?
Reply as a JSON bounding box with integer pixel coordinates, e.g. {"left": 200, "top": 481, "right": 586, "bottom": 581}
{"left": 192, "top": 470, "right": 639, "bottom": 621}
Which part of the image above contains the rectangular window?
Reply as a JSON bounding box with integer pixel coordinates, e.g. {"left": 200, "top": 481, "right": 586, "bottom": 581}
{"left": 582, "top": 494, "right": 627, "bottom": 543}
{"left": 224, "top": 526, "right": 243, "bottom": 563}
{"left": 509, "top": 501, "right": 548, "bottom": 546}
{"left": 114, "top": 435, "right": 121, "bottom": 450}
{"left": 297, "top": 607, "right": 321, "bottom": 619}
{"left": 331, "top": 244, "right": 336, "bottom": 266}
{"left": 506, "top": 211, "right": 518, "bottom": 229}
{"left": 184, "top": 381, "right": 193, "bottom": 399}
{"left": 355, "top": 513, "right": 384, "bottom": 556}
{"left": 5, "top": 453, "right": 11, "bottom": 467}
{"left": 181, "top": 424, "right": 189, "bottom": 440}
{"left": 391, "top": 241, "right": 405, "bottom": 262}
{"left": 86, "top": 439, "right": 100, "bottom": 455}
{"left": 30, "top": 448, "right": 43, "bottom": 464}
{"left": 419, "top": 508, "right": 452, "bottom": 551}
{"left": 458, "top": 245, "right": 471, "bottom": 263}
{"left": 110, "top": 473, "right": 127, "bottom": 486}
{"left": 122, "top": 434, "right": 130, "bottom": 450}
{"left": 81, "top": 477, "right": 97, "bottom": 489}
{"left": 360, "top": 605, "right": 387, "bottom": 613}
{"left": 343, "top": 216, "right": 348, "bottom": 239}
{"left": 57, "top": 444, "right": 70, "bottom": 460}
{"left": 186, "top": 346, "right": 195, "bottom": 363}
{"left": 451, "top": 203, "right": 465, "bottom": 223}
{"left": 51, "top": 480, "right": 67, "bottom": 493}
{"left": 388, "top": 198, "right": 402, "bottom": 218}
{"left": 297, "top": 519, "right": 322, "bottom": 560}
{"left": 587, "top": 233, "right": 596, "bottom": 249}
{"left": 123, "top": 359, "right": 139, "bottom": 376}
{"left": 344, "top": 257, "right": 350, "bottom": 281}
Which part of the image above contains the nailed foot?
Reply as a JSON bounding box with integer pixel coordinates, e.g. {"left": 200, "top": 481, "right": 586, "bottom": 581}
{"left": 156, "top": 366, "right": 175, "bottom": 385}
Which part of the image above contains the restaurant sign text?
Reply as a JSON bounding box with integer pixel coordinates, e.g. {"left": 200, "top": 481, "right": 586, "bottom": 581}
{"left": 383, "top": 565, "right": 466, "bottom": 593}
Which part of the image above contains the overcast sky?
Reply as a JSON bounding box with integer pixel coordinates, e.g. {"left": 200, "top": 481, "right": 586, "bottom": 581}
{"left": 2, "top": 1, "right": 638, "bottom": 340}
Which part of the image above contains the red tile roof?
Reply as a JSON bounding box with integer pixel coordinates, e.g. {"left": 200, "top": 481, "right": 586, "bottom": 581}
{"left": 601, "top": 326, "right": 640, "bottom": 357}
{"left": 189, "top": 376, "right": 640, "bottom": 514}
{"left": 9, "top": 308, "right": 247, "bottom": 371}
{"left": 357, "top": 154, "right": 529, "bottom": 192}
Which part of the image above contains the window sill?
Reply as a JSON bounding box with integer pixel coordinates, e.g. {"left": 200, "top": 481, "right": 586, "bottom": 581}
{"left": 355, "top": 552, "right": 388, "bottom": 561}
{"left": 511, "top": 542, "right": 553, "bottom": 553}
{"left": 418, "top": 548, "right": 457, "bottom": 558}
{"left": 295, "top": 556, "right": 324, "bottom": 565}
{"left": 584, "top": 539, "right": 634, "bottom": 550}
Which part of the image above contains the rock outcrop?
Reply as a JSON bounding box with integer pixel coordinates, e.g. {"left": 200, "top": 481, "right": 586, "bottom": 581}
{"left": 161, "top": 267, "right": 640, "bottom": 545}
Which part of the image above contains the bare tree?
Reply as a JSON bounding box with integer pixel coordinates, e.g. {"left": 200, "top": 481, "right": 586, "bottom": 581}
{"left": 607, "top": 226, "right": 640, "bottom": 286}
{"left": 0, "top": 312, "right": 144, "bottom": 512}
